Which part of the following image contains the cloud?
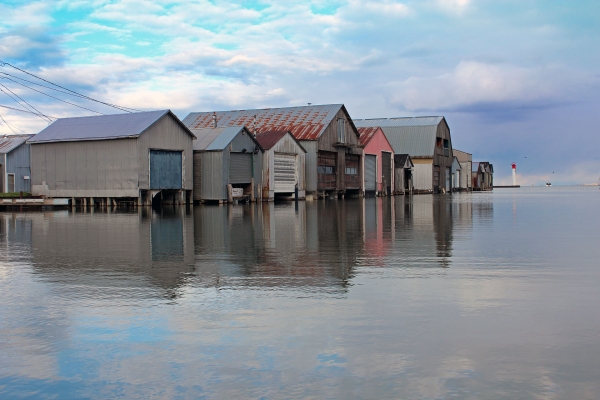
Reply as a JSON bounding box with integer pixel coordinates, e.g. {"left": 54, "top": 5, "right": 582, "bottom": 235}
{"left": 389, "top": 61, "right": 593, "bottom": 114}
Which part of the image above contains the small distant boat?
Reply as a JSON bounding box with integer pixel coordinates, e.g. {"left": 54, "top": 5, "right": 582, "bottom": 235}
{"left": 546, "top": 182, "right": 552, "bottom": 187}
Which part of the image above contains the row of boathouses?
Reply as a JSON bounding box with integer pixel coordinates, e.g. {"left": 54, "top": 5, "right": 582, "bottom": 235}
{"left": 0, "top": 104, "right": 494, "bottom": 205}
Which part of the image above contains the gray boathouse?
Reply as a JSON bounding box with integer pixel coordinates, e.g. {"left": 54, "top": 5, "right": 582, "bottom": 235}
{"left": 29, "top": 110, "right": 195, "bottom": 206}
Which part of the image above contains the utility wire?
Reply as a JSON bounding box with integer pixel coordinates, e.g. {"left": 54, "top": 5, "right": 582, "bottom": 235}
{"left": 0, "top": 104, "right": 57, "bottom": 119}
{"left": 0, "top": 61, "right": 142, "bottom": 113}
{"left": 0, "top": 114, "right": 25, "bottom": 134}
{"left": 0, "top": 71, "right": 101, "bottom": 101}
{"left": 0, "top": 82, "right": 53, "bottom": 123}
{"left": 1, "top": 78, "right": 105, "bottom": 115}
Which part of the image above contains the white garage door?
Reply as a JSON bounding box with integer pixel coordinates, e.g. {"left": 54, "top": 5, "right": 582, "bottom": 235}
{"left": 274, "top": 153, "right": 296, "bottom": 193}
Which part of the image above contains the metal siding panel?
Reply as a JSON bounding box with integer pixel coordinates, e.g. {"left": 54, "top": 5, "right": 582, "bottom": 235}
{"left": 30, "top": 144, "right": 42, "bottom": 186}
{"left": 5, "top": 143, "right": 31, "bottom": 192}
{"left": 193, "top": 152, "right": 202, "bottom": 200}
{"left": 365, "top": 154, "right": 376, "bottom": 191}
{"left": 229, "top": 152, "right": 253, "bottom": 183}
{"left": 201, "top": 152, "right": 225, "bottom": 200}
{"left": 150, "top": 150, "right": 183, "bottom": 189}
{"left": 138, "top": 113, "right": 194, "bottom": 190}
{"left": 47, "top": 144, "right": 57, "bottom": 190}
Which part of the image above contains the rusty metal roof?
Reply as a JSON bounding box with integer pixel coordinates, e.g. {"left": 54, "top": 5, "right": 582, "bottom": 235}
{"left": 0, "top": 134, "right": 34, "bottom": 154}
{"left": 255, "top": 130, "right": 306, "bottom": 152}
{"left": 183, "top": 104, "right": 359, "bottom": 141}
{"left": 358, "top": 126, "right": 381, "bottom": 147}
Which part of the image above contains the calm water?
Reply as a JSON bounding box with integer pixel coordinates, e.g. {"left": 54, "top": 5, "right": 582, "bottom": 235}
{"left": 1, "top": 187, "right": 599, "bottom": 399}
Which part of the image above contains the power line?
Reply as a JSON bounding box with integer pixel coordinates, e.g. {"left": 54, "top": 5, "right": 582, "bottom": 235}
{"left": 0, "top": 71, "right": 100, "bottom": 101}
{"left": 0, "top": 60, "right": 142, "bottom": 113}
{"left": 0, "top": 104, "right": 57, "bottom": 119}
{"left": 0, "top": 114, "right": 26, "bottom": 134}
{"left": 1, "top": 78, "right": 105, "bottom": 115}
{"left": 0, "top": 82, "right": 53, "bottom": 123}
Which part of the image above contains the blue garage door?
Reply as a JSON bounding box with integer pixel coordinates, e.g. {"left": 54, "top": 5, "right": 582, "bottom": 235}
{"left": 150, "top": 150, "right": 183, "bottom": 189}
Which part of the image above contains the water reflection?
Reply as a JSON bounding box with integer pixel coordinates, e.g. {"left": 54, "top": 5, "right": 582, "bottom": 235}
{"left": 9, "top": 192, "right": 582, "bottom": 399}
{"left": 0, "top": 195, "right": 474, "bottom": 295}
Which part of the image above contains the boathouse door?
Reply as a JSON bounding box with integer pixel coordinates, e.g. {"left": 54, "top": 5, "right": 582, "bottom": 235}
{"left": 229, "top": 152, "right": 253, "bottom": 184}
{"left": 365, "top": 154, "right": 376, "bottom": 191}
{"left": 382, "top": 152, "right": 392, "bottom": 195}
{"left": 150, "top": 150, "right": 183, "bottom": 189}
{"left": 273, "top": 153, "right": 296, "bottom": 193}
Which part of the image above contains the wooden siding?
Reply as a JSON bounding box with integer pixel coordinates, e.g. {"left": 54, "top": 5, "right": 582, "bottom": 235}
{"left": 316, "top": 108, "right": 361, "bottom": 192}
{"left": 30, "top": 138, "right": 139, "bottom": 198}
{"left": 262, "top": 133, "right": 306, "bottom": 200}
{"left": 300, "top": 141, "right": 318, "bottom": 192}
{"left": 344, "top": 153, "right": 360, "bottom": 189}
{"left": 432, "top": 121, "right": 453, "bottom": 193}
{"left": 137, "top": 113, "right": 194, "bottom": 190}
{"left": 317, "top": 151, "right": 337, "bottom": 190}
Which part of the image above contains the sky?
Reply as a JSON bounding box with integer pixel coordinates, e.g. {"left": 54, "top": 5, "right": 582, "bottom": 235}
{"left": 0, "top": 0, "right": 598, "bottom": 185}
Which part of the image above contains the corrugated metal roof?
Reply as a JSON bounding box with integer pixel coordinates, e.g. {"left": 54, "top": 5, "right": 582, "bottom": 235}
{"left": 191, "top": 125, "right": 264, "bottom": 152}
{"left": 255, "top": 130, "right": 306, "bottom": 153}
{"left": 355, "top": 116, "right": 443, "bottom": 127}
{"left": 357, "top": 126, "right": 380, "bottom": 147}
{"left": 355, "top": 117, "right": 445, "bottom": 157}
{"left": 191, "top": 126, "right": 246, "bottom": 151}
{"left": 0, "top": 134, "right": 34, "bottom": 154}
{"left": 183, "top": 104, "right": 357, "bottom": 141}
{"left": 255, "top": 130, "right": 289, "bottom": 150}
{"left": 29, "top": 110, "right": 195, "bottom": 143}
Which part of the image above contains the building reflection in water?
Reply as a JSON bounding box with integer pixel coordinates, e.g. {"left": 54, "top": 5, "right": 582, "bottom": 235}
{"left": 0, "top": 193, "right": 482, "bottom": 297}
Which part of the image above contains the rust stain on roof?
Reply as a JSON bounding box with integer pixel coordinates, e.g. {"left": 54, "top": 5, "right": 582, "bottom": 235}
{"left": 358, "top": 126, "right": 381, "bottom": 147}
{"left": 183, "top": 104, "right": 353, "bottom": 141}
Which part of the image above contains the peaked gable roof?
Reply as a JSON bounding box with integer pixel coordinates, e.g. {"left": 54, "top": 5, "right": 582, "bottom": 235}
{"left": 0, "top": 134, "right": 34, "bottom": 154}
{"left": 357, "top": 126, "right": 378, "bottom": 147}
{"left": 183, "top": 104, "right": 359, "bottom": 141}
{"left": 255, "top": 130, "right": 306, "bottom": 152}
{"left": 355, "top": 116, "right": 448, "bottom": 157}
{"left": 191, "top": 125, "right": 263, "bottom": 152}
{"left": 29, "top": 110, "right": 195, "bottom": 144}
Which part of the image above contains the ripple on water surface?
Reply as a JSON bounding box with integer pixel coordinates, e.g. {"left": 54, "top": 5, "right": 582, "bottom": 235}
{"left": 0, "top": 187, "right": 599, "bottom": 398}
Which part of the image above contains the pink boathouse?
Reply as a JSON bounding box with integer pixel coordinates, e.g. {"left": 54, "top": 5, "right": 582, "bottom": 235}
{"left": 358, "top": 126, "right": 394, "bottom": 196}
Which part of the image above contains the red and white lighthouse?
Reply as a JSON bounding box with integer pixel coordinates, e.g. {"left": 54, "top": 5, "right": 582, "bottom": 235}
{"left": 512, "top": 163, "right": 517, "bottom": 186}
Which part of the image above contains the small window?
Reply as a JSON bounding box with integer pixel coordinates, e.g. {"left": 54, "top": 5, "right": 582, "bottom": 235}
{"left": 443, "top": 139, "right": 449, "bottom": 149}
{"left": 337, "top": 118, "right": 346, "bottom": 143}
{"left": 345, "top": 167, "right": 358, "bottom": 175}
{"left": 436, "top": 138, "right": 442, "bottom": 147}
{"left": 318, "top": 166, "right": 335, "bottom": 174}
